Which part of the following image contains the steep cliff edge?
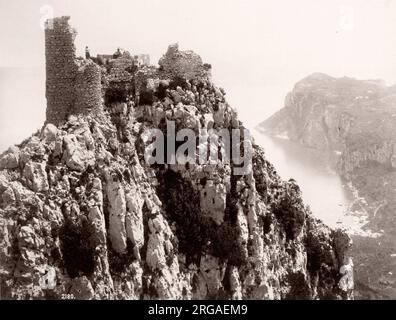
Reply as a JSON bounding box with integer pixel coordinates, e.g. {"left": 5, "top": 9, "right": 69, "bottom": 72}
{"left": 260, "top": 73, "right": 396, "bottom": 298}
{"left": 261, "top": 73, "right": 396, "bottom": 171}
{"left": 0, "top": 18, "right": 351, "bottom": 300}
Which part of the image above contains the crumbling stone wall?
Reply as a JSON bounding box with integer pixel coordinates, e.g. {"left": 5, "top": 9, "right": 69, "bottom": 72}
{"left": 135, "top": 54, "right": 150, "bottom": 66}
{"left": 45, "top": 16, "right": 78, "bottom": 125}
{"left": 102, "top": 53, "right": 137, "bottom": 103}
{"left": 45, "top": 17, "right": 103, "bottom": 124}
{"left": 159, "top": 43, "right": 211, "bottom": 80}
{"left": 74, "top": 62, "right": 102, "bottom": 115}
{"left": 107, "top": 53, "right": 135, "bottom": 83}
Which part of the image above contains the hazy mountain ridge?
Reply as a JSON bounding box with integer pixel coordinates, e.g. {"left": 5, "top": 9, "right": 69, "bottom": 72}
{"left": 260, "top": 73, "right": 396, "bottom": 298}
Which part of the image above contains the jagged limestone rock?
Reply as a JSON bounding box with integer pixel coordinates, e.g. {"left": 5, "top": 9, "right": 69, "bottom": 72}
{"left": 104, "top": 170, "right": 128, "bottom": 254}
{"left": 23, "top": 161, "right": 49, "bottom": 192}
{"left": 200, "top": 180, "right": 226, "bottom": 225}
{"left": 125, "top": 187, "right": 144, "bottom": 256}
{"left": 62, "top": 133, "right": 95, "bottom": 172}
{"left": 40, "top": 123, "right": 58, "bottom": 143}
{"left": 0, "top": 146, "right": 20, "bottom": 170}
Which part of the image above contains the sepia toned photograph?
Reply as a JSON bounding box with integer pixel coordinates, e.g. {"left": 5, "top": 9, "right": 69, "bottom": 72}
{"left": 0, "top": 0, "right": 395, "bottom": 305}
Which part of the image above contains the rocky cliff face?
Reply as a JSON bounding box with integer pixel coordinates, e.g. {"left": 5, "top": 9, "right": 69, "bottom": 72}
{"left": 0, "top": 19, "right": 351, "bottom": 300}
{"left": 261, "top": 73, "right": 396, "bottom": 172}
{"left": 260, "top": 73, "right": 396, "bottom": 298}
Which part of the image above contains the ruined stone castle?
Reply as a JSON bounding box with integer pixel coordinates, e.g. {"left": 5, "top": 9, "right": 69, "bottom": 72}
{"left": 45, "top": 16, "right": 101, "bottom": 124}
{"left": 45, "top": 16, "right": 210, "bottom": 126}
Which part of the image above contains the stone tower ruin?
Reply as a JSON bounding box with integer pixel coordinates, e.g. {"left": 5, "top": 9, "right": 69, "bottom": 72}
{"left": 45, "top": 16, "right": 101, "bottom": 125}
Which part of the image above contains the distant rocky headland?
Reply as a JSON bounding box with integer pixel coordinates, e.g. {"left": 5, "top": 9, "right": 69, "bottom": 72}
{"left": 0, "top": 17, "right": 352, "bottom": 300}
{"left": 260, "top": 73, "right": 396, "bottom": 298}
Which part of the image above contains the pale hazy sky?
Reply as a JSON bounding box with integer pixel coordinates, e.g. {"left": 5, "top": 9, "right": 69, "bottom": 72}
{"left": 1, "top": 0, "right": 396, "bottom": 149}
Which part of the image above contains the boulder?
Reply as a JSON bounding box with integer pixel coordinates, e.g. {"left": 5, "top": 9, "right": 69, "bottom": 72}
{"left": 23, "top": 161, "right": 49, "bottom": 192}
{"left": 0, "top": 146, "right": 20, "bottom": 170}
{"left": 40, "top": 123, "right": 58, "bottom": 143}
{"left": 62, "top": 134, "right": 95, "bottom": 171}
